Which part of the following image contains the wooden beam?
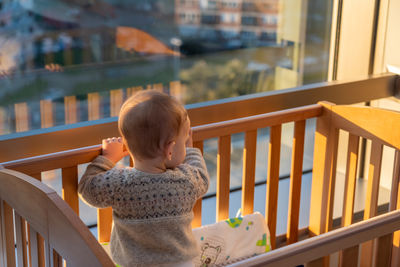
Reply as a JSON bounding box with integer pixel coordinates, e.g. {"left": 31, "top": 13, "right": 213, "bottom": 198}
{"left": 287, "top": 120, "right": 305, "bottom": 244}
{"left": 216, "top": 135, "right": 231, "bottom": 221}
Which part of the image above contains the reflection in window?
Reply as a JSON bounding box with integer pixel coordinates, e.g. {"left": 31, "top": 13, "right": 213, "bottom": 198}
{"left": 0, "top": 0, "right": 332, "bottom": 135}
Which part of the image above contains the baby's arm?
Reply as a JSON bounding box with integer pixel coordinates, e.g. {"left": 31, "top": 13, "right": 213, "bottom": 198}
{"left": 183, "top": 146, "right": 210, "bottom": 199}
{"left": 78, "top": 137, "right": 129, "bottom": 208}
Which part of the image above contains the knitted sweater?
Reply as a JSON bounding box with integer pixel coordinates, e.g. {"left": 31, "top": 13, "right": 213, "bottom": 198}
{"left": 78, "top": 147, "right": 209, "bottom": 267}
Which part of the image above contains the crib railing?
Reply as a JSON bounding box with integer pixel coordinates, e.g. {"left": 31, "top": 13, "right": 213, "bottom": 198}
{"left": 2, "top": 104, "right": 322, "bottom": 251}
{"left": 308, "top": 102, "right": 400, "bottom": 267}
{"left": 3, "top": 101, "right": 400, "bottom": 267}
{"left": 191, "top": 103, "right": 322, "bottom": 250}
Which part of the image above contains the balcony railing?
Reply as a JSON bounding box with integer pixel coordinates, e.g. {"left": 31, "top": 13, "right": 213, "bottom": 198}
{"left": 0, "top": 81, "right": 182, "bottom": 136}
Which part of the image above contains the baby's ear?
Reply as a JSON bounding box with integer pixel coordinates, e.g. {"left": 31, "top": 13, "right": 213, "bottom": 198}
{"left": 165, "top": 141, "right": 175, "bottom": 161}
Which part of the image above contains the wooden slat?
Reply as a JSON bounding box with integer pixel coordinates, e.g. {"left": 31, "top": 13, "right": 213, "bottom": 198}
{"left": 50, "top": 248, "right": 54, "bottom": 267}
{"left": 153, "top": 83, "right": 164, "bottom": 92}
{"left": 88, "top": 93, "right": 101, "bottom": 121}
{"left": 339, "top": 246, "right": 359, "bottom": 267}
{"left": 98, "top": 208, "right": 113, "bottom": 243}
{"left": 52, "top": 249, "right": 62, "bottom": 267}
{"left": 14, "top": 213, "right": 26, "bottom": 267}
{"left": 43, "top": 239, "right": 50, "bottom": 267}
{"left": 110, "top": 89, "right": 124, "bottom": 117}
{"left": 193, "top": 141, "right": 204, "bottom": 154}
{"left": 390, "top": 151, "right": 400, "bottom": 212}
{"left": 3, "top": 201, "right": 16, "bottom": 267}
{"left": 374, "top": 147, "right": 393, "bottom": 267}
{"left": 37, "top": 234, "right": 45, "bottom": 267}
{"left": 62, "top": 167, "right": 79, "bottom": 214}
{"left": 127, "top": 86, "right": 142, "bottom": 98}
{"left": 27, "top": 225, "right": 32, "bottom": 267}
{"left": 20, "top": 219, "right": 28, "bottom": 267}
{"left": 326, "top": 131, "right": 339, "bottom": 234}
{"left": 26, "top": 164, "right": 41, "bottom": 267}
{"left": 192, "top": 141, "right": 204, "bottom": 227}
{"left": 308, "top": 102, "right": 339, "bottom": 267}
{"left": 29, "top": 171, "right": 45, "bottom": 267}
{"left": 15, "top": 102, "right": 29, "bottom": 132}
{"left": 342, "top": 134, "right": 360, "bottom": 226}
{"left": 64, "top": 96, "right": 78, "bottom": 124}
{"left": 40, "top": 100, "right": 54, "bottom": 128}
{"left": 374, "top": 234, "right": 392, "bottom": 267}
{"left": 287, "top": 120, "right": 305, "bottom": 244}
{"left": 309, "top": 102, "right": 338, "bottom": 237}
{"left": 360, "top": 141, "right": 383, "bottom": 267}
{"left": 242, "top": 130, "right": 257, "bottom": 216}
{"left": 192, "top": 200, "right": 202, "bottom": 228}
{"left": 339, "top": 133, "right": 360, "bottom": 267}
{"left": 265, "top": 125, "right": 281, "bottom": 249}
{"left": 169, "top": 81, "right": 185, "bottom": 104}
{"left": 216, "top": 135, "right": 231, "bottom": 221}
{"left": 29, "top": 228, "right": 38, "bottom": 267}
{"left": 125, "top": 87, "right": 133, "bottom": 98}
{"left": 391, "top": 151, "right": 400, "bottom": 267}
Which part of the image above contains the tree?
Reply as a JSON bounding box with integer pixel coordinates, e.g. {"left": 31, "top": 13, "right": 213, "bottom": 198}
{"left": 180, "top": 58, "right": 275, "bottom": 104}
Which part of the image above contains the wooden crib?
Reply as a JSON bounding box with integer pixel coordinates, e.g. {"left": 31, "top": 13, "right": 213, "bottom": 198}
{"left": 2, "top": 101, "right": 400, "bottom": 267}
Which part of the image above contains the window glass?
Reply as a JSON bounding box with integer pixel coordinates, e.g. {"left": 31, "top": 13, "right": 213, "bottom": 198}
{"left": 0, "top": 0, "right": 332, "bottom": 134}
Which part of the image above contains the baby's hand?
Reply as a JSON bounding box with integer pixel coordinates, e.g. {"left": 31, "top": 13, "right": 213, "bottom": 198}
{"left": 102, "top": 137, "right": 129, "bottom": 164}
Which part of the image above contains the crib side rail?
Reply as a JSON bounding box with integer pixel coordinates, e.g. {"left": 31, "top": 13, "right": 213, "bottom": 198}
{"left": 0, "top": 168, "right": 115, "bottom": 267}
{"left": 1, "top": 104, "right": 322, "bottom": 249}
{"left": 230, "top": 209, "right": 400, "bottom": 267}
{"left": 309, "top": 102, "right": 400, "bottom": 266}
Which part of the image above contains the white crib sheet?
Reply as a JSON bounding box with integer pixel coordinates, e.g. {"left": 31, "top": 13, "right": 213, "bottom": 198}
{"left": 192, "top": 212, "right": 271, "bottom": 266}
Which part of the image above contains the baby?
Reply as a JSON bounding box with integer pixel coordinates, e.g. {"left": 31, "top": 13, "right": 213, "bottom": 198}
{"left": 78, "top": 90, "right": 210, "bottom": 267}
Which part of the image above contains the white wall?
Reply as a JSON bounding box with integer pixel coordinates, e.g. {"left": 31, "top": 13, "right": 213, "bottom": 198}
{"left": 371, "top": 0, "right": 400, "bottom": 189}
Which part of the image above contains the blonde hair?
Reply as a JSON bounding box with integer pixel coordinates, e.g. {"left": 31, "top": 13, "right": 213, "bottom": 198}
{"left": 118, "top": 90, "right": 187, "bottom": 160}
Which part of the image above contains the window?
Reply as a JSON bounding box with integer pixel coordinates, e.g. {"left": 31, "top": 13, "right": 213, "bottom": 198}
{"left": 241, "top": 16, "right": 258, "bottom": 26}
{"left": 201, "top": 14, "right": 219, "bottom": 24}
{"left": 0, "top": 0, "right": 333, "bottom": 135}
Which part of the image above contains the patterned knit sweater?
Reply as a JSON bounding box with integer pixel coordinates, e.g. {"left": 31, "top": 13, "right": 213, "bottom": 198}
{"left": 78, "top": 147, "right": 210, "bottom": 267}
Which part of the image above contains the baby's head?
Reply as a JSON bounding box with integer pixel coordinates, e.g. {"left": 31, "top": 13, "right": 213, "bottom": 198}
{"left": 118, "top": 90, "right": 190, "bottom": 168}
